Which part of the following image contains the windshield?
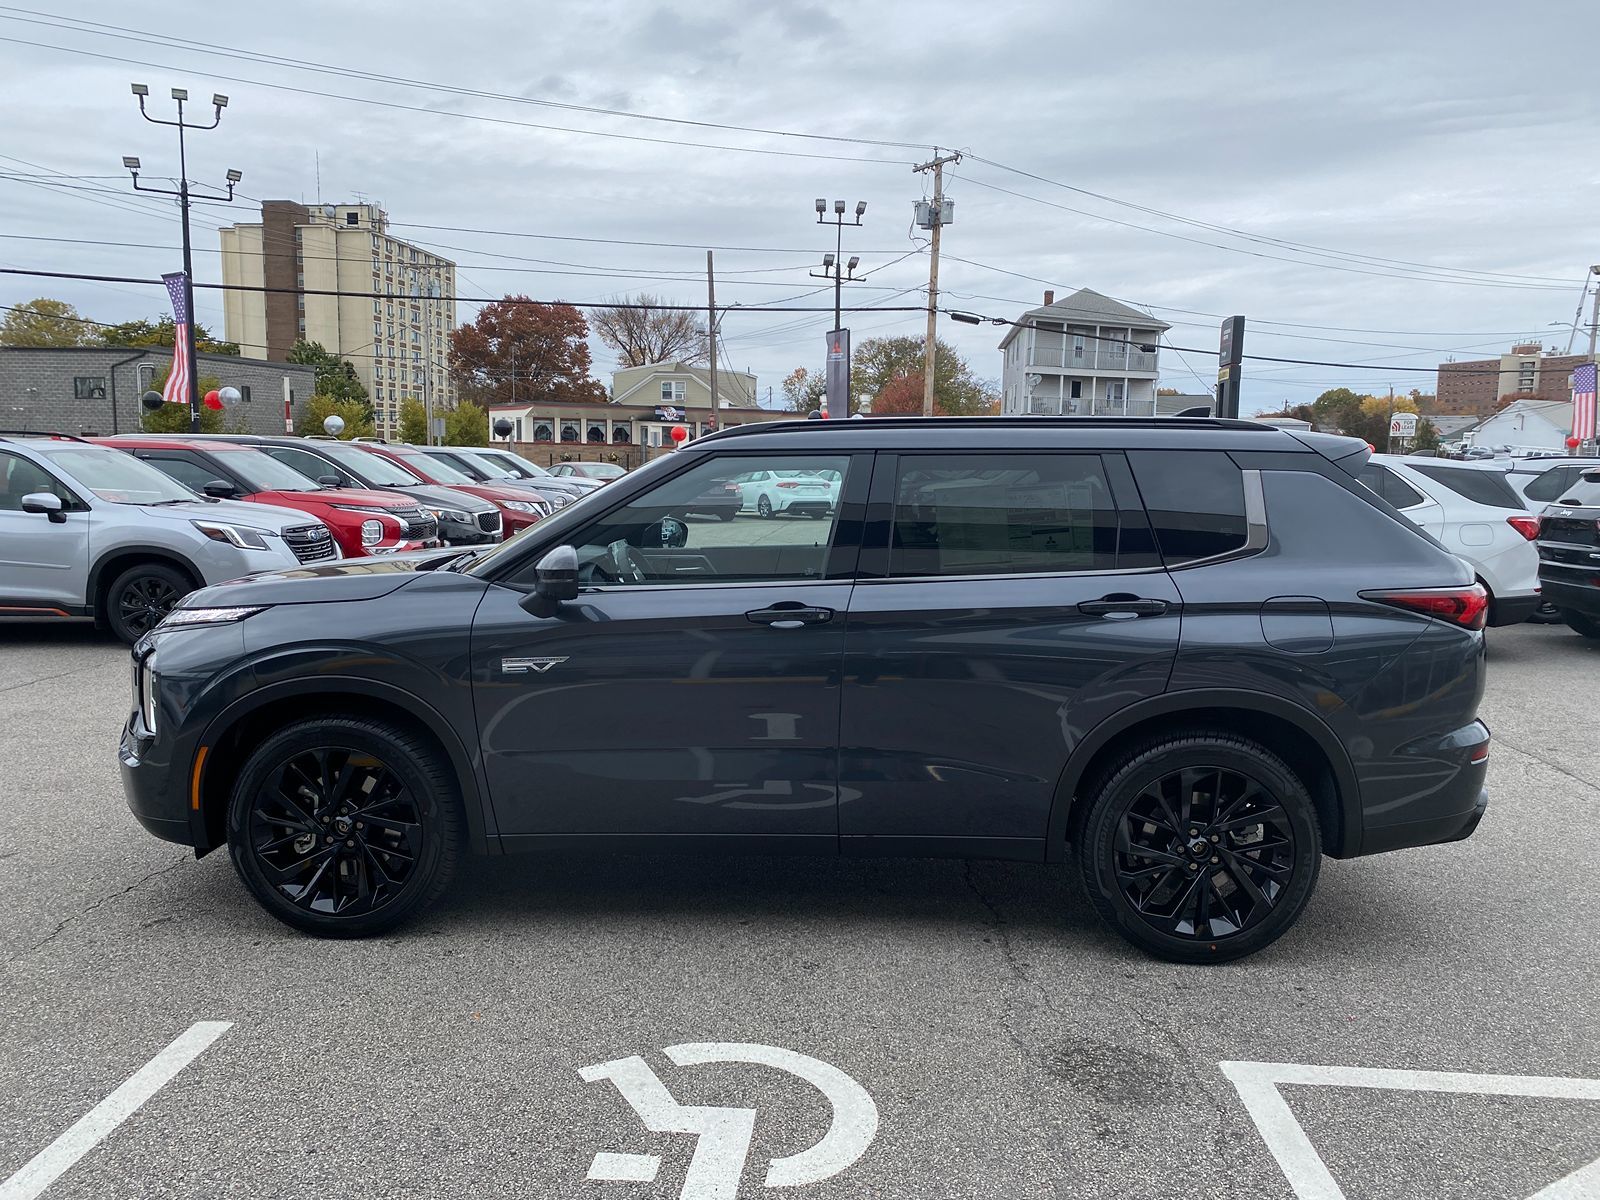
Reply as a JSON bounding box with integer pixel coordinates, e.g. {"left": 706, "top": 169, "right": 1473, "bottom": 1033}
{"left": 38, "top": 446, "right": 196, "bottom": 505}
{"left": 450, "top": 449, "right": 518, "bottom": 479}
{"left": 579, "top": 462, "right": 626, "bottom": 478}
{"left": 221, "top": 447, "right": 329, "bottom": 493}
{"left": 317, "top": 442, "right": 423, "bottom": 486}
{"left": 481, "top": 449, "right": 550, "bottom": 478}
{"left": 394, "top": 449, "right": 473, "bottom": 483}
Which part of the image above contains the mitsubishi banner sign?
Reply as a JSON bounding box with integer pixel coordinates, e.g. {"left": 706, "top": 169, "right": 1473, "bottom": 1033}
{"left": 824, "top": 329, "right": 850, "bottom": 417}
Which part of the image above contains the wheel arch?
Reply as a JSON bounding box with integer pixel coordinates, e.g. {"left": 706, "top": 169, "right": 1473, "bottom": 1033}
{"left": 1045, "top": 690, "right": 1361, "bottom": 861}
{"left": 88, "top": 545, "right": 204, "bottom": 622}
{"left": 191, "top": 675, "right": 495, "bottom": 856}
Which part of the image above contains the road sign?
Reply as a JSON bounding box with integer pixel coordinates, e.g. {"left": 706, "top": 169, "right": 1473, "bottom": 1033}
{"left": 581, "top": 1042, "right": 878, "bottom": 1199}
{"left": 1390, "top": 412, "right": 1418, "bottom": 438}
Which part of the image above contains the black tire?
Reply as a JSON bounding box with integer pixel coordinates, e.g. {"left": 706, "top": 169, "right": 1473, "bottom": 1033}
{"left": 717, "top": 510, "right": 738, "bottom": 522}
{"left": 105, "top": 561, "right": 191, "bottom": 644}
{"left": 757, "top": 494, "right": 774, "bottom": 518}
{"left": 1076, "top": 732, "right": 1322, "bottom": 964}
{"left": 225, "top": 717, "right": 463, "bottom": 937}
{"left": 1561, "top": 610, "right": 1600, "bottom": 640}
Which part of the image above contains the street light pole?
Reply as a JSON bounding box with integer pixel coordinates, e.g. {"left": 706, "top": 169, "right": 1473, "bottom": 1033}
{"left": 125, "top": 84, "right": 240, "bottom": 434}
{"left": 810, "top": 199, "right": 865, "bottom": 414}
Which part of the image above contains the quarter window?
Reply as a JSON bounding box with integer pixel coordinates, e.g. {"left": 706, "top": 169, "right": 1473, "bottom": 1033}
{"left": 1128, "top": 450, "right": 1250, "bottom": 564}
{"left": 1358, "top": 464, "right": 1426, "bottom": 509}
{"left": 1520, "top": 466, "right": 1581, "bottom": 503}
{"left": 888, "top": 454, "right": 1122, "bottom": 577}
{"left": 1410, "top": 464, "right": 1524, "bottom": 510}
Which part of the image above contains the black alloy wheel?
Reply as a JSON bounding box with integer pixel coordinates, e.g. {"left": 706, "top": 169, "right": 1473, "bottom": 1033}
{"left": 106, "top": 562, "right": 189, "bottom": 644}
{"left": 1078, "top": 733, "right": 1321, "bottom": 963}
{"left": 227, "top": 718, "right": 462, "bottom": 937}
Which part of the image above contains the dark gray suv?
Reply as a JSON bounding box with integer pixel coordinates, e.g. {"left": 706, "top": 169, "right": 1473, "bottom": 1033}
{"left": 119, "top": 418, "right": 1491, "bottom": 962}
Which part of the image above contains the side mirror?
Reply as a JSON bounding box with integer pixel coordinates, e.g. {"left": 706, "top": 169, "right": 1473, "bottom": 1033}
{"left": 317, "top": 474, "right": 342, "bottom": 488}
{"left": 20, "top": 492, "right": 67, "bottom": 524}
{"left": 202, "top": 479, "right": 237, "bottom": 498}
{"left": 519, "top": 545, "right": 579, "bottom": 617}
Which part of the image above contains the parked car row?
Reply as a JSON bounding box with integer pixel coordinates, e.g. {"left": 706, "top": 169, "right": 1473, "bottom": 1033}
{"left": 0, "top": 431, "right": 621, "bottom": 642}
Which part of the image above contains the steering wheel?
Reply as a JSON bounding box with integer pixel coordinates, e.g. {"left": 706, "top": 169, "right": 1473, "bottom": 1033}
{"left": 578, "top": 543, "right": 648, "bottom": 585}
{"left": 614, "top": 543, "right": 647, "bottom": 584}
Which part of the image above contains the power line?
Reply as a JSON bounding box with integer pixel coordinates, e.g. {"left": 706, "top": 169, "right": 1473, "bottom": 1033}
{"left": 0, "top": 31, "right": 915, "bottom": 166}
{"left": 0, "top": 8, "right": 932, "bottom": 153}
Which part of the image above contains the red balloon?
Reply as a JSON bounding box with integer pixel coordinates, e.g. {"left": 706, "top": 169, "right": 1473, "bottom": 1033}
{"left": 1567, "top": 436, "right": 1582, "bottom": 448}
{"left": 819, "top": 409, "right": 829, "bottom": 420}
{"left": 669, "top": 425, "right": 689, "bottom": 443}
{"left": 203, "top": 394, "right": 224, "bottom": 410}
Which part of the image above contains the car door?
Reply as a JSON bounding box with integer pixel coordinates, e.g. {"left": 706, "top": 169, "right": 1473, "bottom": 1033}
{"left": 0, "top": 450, "right": 91, "bottom": 609}
{"left": 838, "top": 451, "right": 1180, "bottom": 857}
{"left": 469, "top": 449, "right": 868, "bottom": 846}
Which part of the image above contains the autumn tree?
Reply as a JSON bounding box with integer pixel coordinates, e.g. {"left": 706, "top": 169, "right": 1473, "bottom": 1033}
{"left": 397, "top": 398, "right": 428, "bottom": 444}
{"left": 853, "top": 336, "right": 998, "bottom": 416}
{"left": 590, "top": 294, "right": 707, "bottom": 367}
{"left": 781, "top": 367, "right": 826, "bottom": 414}
{"left": 1, "top": 298, "right": 96, "bottom": 347}
{"left": 294, "top": 394, "right": 375, "bottom": 440}
{"left": 449, "top": 297, "right": 607, "bottom": 409}
{"left": 444, "top": 401, "right": 489, "bottom": 446}
{"left": 870, "top": 370, "right": 1001, "bottom": 416}
{"left": 1310, "top": 388, "right": 1365, "bottom": 434}
{"left": 287, "top": 340, "right": 370, "bottom": 414}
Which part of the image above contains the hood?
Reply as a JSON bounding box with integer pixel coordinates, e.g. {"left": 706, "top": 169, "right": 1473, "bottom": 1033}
{"left": 132, "top": 497, "right": 328, "bottom": 533}
{"left": 270, "top": 485, "right": 416, "bottom": 509}
{"left": 394, "top": 484, "right": 496, "bottom": 514}
{"left": 188, "top": 550, "right": 465, "bottom": 606}
{"left": 453, "top": 482, "right": 552, "bottom": 505}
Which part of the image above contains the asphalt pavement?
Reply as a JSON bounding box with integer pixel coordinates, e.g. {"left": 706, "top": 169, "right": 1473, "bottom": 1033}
{"left": 0, "top": 620, "right": 1596, "bottom": 1199}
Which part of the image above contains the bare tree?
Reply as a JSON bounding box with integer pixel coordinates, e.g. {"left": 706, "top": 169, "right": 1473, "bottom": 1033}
{"left": 590, "top": 293, "right": 707, "bottom": 367}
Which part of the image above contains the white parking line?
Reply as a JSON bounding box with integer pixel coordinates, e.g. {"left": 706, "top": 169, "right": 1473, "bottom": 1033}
{"left": 1220, "top": 1060, "right": 1600, "bottom": 1200}
{"left": 0, "top": 1021, "right": 232, "bottom": 1200}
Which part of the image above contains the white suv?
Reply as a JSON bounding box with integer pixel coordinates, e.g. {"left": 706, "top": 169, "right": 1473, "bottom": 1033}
{"left": 1359, "top": 454, "right": 1540, "bottom": 626}
{"left": 0, "top": 434, "right": 337, "bottom": 643}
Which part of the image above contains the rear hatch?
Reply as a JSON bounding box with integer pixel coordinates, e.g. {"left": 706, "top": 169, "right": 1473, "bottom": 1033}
{"left": 1537, "top": 473, "right": 1600, "bottom": 586}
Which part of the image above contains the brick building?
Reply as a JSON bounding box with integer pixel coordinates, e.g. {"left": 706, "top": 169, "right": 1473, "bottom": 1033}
{"left": 0, "top": 346, "right": 316, "bottom": 436}
{"left": 1435, "top": 343, "right": 1600, "bottom": 418}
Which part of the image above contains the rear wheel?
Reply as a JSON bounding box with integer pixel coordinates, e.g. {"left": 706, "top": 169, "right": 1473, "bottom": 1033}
{"left": 1561, "top": 610, "right": 1600, "bottom": 640}
{"left": 105, "top": 562, "right": 190, "bottom": 644}
{"left": 1076, "top": 732, "right": 1322, "bottom": 963}
{"left": 226, "top": 717, "right": 463, "bottom": 937}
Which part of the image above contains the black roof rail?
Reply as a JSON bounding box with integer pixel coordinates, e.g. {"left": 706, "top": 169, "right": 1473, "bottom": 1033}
{"left": 698, "top": 415, "right": 1274, "bottom": 443}
{"left": 0, "top": 430, "right": 91, "bottom": 442}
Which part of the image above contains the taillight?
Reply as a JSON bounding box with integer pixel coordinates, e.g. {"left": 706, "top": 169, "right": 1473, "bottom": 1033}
{"left": 1506, "top": 515, "right": 1539, "bottom": 541}
{"left": 1360, "top": 584, "right": 1490, "bottom": 631}
{"left": 776, "top": 481, "right": 801, "bottom": 489}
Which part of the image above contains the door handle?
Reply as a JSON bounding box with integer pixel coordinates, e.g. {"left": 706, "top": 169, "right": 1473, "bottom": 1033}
{"left": 1078, "top": 595, "right": 1169, "bottom": 618}
{"left": 746, "top": 604, "right": 834, "bottom": 629}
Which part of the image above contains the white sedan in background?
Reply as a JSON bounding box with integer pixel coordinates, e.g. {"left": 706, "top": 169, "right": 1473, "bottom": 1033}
{"left": 730, "top": 469, "right": 840, "bottom": 518}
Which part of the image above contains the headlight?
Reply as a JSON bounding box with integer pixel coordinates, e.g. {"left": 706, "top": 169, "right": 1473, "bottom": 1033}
{"left": 157, "top": 606, "right": 266, "bottom": 630}
{"left": 191, "top": 521, "right": 273, "bottom": 551}
{"left": 140, "top": 657, "right": 158, "bottom": 734}
{"left": 499, "top": 500, "right": 537, "bottom": 513}
{"left": 429, "top": 508, "right": 470, "bottom": 523}
{"left": 361, "top": 519, "right": 384, "bottom": 545}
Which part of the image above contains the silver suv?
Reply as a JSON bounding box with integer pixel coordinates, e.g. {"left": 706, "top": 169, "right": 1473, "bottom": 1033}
{"left": 0, "top": 433, "right": 339, "bottom": 643}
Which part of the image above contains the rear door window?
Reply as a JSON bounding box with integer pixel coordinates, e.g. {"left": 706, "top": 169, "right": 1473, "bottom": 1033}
{"left": 1410, "top": 464, "right": 1524, "bottom": 510}
{"left": 1127, "top": 450, "right": 1249, "bottom": 564}
{"left": 1358, "top": 464, "right": 1427, "bottom": 509}
{"left": 887, "top": 454, "right": 1126, "bottom": 577}
{"left": 1521, "top": 466, "right": 1584, "bottom": 503}
{"left": 141, "top": 453, "right": 218, "bottom": 494}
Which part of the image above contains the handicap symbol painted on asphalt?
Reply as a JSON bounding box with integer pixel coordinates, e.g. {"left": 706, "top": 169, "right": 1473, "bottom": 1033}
{"left": 579, "top": 1042, "right": 878, "bottom": 1199}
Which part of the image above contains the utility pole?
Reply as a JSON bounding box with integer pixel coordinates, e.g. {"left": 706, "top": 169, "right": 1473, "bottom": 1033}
{"left": 1386, "top": 384, "right": 1395, "bottom": 454}
{"left": 1589, "top": 265, "right": 1600, "bottom": 358}
{"left": 124, "top": 84, "right": 241, "bottom": 433}
{"left": 707, "top": 251, "right": 718, "bottom": 431}
{"left": 913, "top": 150, "right": 961, "bottom": 417}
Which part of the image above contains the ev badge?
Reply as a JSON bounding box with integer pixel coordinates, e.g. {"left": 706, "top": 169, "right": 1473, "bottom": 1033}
{"left": 579, "top": 1042, "right": 878, "bottom": 1199}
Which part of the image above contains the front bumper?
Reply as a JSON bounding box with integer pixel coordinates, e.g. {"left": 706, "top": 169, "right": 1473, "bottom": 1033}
{"left": 119, "top": 712, "right": 197, "bottom": 847}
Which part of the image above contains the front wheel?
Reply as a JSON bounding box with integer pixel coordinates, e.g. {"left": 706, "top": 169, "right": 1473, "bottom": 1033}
{"left": 226, "top": 717, "right": 463, "bottom": 937}
{"left": 757, "top": 494, "right": 774, "bottom": 519}
{"left": 1562, "top": 610, "right": 1600, "bottom": 640}
{"left": 105, "top": 561, "right": 191, "bottom": 644}
{"left": 1076, "top": 732, "right": 1321, "bottom": 963}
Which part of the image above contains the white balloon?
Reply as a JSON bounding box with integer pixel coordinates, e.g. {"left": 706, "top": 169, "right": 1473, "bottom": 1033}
{"left": 323, "top": 414, "right": 346, "bottom": 436}
{"left": 218, "top": 386, "right": 242, "bottom": 406}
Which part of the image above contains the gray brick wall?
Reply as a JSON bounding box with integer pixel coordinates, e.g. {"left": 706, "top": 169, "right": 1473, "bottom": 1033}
{"left": 0, "top": 347, "right": 317, "bottom": 436}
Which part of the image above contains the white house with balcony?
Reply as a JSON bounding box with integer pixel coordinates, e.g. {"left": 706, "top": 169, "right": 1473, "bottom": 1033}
{"left": 999, "top": 289, "right": 1170, "bottom": 416}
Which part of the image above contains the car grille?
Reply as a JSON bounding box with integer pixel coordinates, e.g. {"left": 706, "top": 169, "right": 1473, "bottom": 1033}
{"left": 283, "top": 524, "right": 336, "bottom": 564}
{"left": 389, "top": 507, "right": 439, "bottom": 541}
{"left": 477, "top": 510, "right": 503, "bottom": 534}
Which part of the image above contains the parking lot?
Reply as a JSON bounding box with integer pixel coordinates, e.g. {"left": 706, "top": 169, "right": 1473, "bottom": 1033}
{"left": 1, "top": 622, "right": 1597, "bottom": 1199}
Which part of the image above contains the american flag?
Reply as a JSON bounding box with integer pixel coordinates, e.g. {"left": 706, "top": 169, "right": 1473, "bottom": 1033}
{"left": 1573, "top": 362, "right": 1597, "bottom": 443}
{"left": 160, "top": 272, "right": 190, "bottom": 406}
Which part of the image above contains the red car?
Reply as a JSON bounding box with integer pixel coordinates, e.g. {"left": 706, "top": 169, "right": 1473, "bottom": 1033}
{"left": 96, "top": 437, "right": 440, "bottom": 559}
{"left": 353, "top": 443, "right": 549, "bottom": 534}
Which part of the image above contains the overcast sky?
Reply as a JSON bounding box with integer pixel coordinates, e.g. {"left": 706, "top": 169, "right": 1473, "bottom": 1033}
{"left": 3, "top": 0, "right": 1598, "bottom": 413}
